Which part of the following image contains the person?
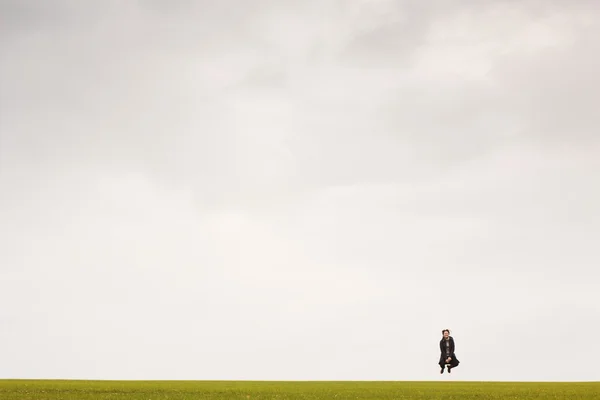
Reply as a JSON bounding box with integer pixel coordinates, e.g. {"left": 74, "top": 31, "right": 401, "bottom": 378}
{"left": 439, "top": 329, "right": 460, "bottom": 374}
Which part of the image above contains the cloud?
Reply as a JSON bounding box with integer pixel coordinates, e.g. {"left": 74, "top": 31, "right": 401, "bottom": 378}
{"left": 1, "top": 0, "right": 599, "bottom": 381}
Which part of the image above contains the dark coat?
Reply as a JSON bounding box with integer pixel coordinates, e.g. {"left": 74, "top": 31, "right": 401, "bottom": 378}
{"left": 439, "top": 336, "right": 460, "bottom": 367}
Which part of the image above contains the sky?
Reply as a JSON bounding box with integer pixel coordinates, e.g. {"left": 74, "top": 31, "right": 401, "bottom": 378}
{"left": 1, "top": 0, "right": 599, "bottom": 382}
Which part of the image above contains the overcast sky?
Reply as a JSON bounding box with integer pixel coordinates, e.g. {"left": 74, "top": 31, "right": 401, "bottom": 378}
{"left": 1, "top": 0, "right": 599, "bottom": 382}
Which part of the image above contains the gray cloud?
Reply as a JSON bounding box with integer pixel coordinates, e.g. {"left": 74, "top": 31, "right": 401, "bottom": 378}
{"left": 1, "top": 0, "right": 599, "bottom": 381}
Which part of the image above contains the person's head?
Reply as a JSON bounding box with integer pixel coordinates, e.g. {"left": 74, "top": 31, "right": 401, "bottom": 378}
{"left": 442, "top": 329, "right": 450, "bottom": 339}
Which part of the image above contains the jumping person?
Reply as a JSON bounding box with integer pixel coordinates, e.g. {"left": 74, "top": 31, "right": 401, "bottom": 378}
{"left": 439, "top": 329, "right": 460, "bottom": 374}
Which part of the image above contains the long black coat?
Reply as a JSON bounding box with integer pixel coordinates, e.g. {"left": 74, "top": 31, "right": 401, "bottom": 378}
{"left": 439, "top": 336, "right": 460, "bottom": 367}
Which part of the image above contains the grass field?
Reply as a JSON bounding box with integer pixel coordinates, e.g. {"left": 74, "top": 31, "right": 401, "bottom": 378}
{"left": 1, "top": 380, "right": 599, "bottom": 399}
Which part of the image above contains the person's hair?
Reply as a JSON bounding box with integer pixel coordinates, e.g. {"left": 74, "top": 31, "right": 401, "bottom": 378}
{"left": 442, "top": 329, "right": 450, "bottom": 334}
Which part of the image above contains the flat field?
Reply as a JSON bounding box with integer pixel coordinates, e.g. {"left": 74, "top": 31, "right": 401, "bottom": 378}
{"left": 0, "top": 380, "right": 598, "bottom": 399}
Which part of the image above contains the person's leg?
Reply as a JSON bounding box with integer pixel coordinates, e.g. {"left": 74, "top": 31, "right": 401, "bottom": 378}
{"left": 439, "top": 360, "right": 445, "bottom": 374}
{"left": 447, "top": 358, "right": 459, "bottom": 372}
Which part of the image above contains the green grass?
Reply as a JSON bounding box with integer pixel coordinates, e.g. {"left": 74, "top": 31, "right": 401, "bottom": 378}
{"left": 0, "top": 380, "right": 599, "bottom": 399}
